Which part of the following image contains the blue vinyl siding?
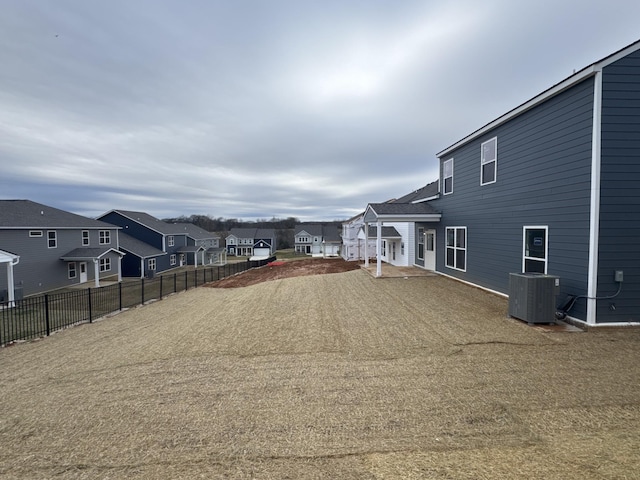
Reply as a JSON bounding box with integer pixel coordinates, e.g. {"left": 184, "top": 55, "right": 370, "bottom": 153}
{"left": 597, "top": 50, "right": 640, "bottom": 322}
{"left": 99, "top": 212, "right": 164, "bottom": 250}
{"left": 432, "top": 78, "right": 595, "bottom": 318}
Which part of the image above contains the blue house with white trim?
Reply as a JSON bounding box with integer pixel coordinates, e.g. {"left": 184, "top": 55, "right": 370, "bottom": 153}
{"left": 414, "top": 40, "right": 640, "bottom": 327}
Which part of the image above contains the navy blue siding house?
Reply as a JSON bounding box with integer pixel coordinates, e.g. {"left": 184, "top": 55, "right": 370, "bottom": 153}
{"left": 416, "top": 40, "right": 640, "bottom": 327}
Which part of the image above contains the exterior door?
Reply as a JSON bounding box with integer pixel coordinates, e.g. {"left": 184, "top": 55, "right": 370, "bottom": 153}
{"left": 79, "top": 262, "right": 88, "bottom": 283}
{"left": 424, "top": 230, "right": 436, "bottom": 270}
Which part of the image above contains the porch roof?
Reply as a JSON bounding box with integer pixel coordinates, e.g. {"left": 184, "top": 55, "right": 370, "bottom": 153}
{"left": 177, "top": 245, "right": 205, "bottom": 254}
{"left": 60, "top": 247, "right": 125, "bottom": 261}
{"left": 363, "top": 202, "right": 441, "bottom": 223}
{"left": 0, "top": 249, "right": 20, "bottom": 264}
{"left": 365, "top": 226, "right": 401, "bottom": 239}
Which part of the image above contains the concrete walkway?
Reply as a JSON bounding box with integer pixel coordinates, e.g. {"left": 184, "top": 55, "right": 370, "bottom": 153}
{"left": 361, "top": 263, "right": 437, "bottom": 278}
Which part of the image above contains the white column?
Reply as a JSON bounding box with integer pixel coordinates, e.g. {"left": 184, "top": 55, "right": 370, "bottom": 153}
{"left": 140, "top": 258, "right": 145, "bottom": 279}
{"left": 376, "top": 220, "right": 382, "bottom": 278}
{"left": 7, "top": 261, "right": 15, "bottom": 307}
{"left": 364, "top": 224, "right": 369, "bottom": 267}
{"left": 93, "top": 260, "right": 100, "bottom": 288}
{"left": 117, "top": 256, "right": 122, "bottom": 282}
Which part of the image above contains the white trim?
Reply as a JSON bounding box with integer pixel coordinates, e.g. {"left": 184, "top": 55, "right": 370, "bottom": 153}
{"left": 522, "top": 225, "right": 549, "bottom": 274}
{"left": 480, "top": 136, "right": 497, "bottom": 186}
{"left": 29, "top": 230, "right": 43, "bottom": 237}
{"left": 565, "top": 316, "right": 640, "bottom": 329}
{"left": 437, "top": 270, "right": 508, "bottom": 298}
{"left": 586, "top": 69, "right": 603, "bottom": 326}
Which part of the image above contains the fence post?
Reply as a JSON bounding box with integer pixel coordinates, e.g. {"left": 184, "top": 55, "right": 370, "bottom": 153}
{"left": 173, "top": 273, "right": 177, "bottom": 293}
{"left": 119, "top": 282, "right": 122, "bottom": 311}
{"left": 194, "top": 269, "right": 198, "bottom": 288}
{"left": 88, "top": 288, "right": 93, "bottom": 323}
{"left": 45, "top": 294, "right": 51, "bottom": 336}
{"left": 185, "top": 271, "right": 188, "bottom": 291}
{"left": 141, "top": 278, "right": 145, "bottom": 306}
{"left": 160, "top": 275, "right": 163, "bottom": 299}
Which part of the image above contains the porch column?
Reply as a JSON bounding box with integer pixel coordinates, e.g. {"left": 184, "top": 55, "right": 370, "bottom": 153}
{"left": 117, "top": 256, "right": 122, "bottom": 282}
{"left": 376, "top": 220, "right": 382, "bottom": 278}
{"left": 364, "top": 224, "right": 369, "bottom": 267}
{"left": 140, "top": 258, "right": 144, "bottom": 279}
{"left": 6, "top": 261, "right": 15, "bottom": 307}
{"left": 93, "top": 260, "right": 100, "bottom": 288}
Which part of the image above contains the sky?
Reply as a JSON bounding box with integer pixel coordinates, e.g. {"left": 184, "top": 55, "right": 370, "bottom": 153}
{"left": 1, "top": 1, "right": 640, "bottom": 221}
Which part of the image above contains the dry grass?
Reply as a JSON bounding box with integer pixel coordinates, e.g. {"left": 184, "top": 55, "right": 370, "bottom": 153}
{"left": 0, "top": 269, "right": 639, "bottom": 479}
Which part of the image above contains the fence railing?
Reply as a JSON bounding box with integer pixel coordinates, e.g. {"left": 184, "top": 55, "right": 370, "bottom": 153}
{"left": 0, "top": 257, "right": 275, "bottom": 347}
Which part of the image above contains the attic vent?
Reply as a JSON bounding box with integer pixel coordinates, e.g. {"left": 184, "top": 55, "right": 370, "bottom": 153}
{"left": 29, "top": 230, "right": 43, "bottom": 237}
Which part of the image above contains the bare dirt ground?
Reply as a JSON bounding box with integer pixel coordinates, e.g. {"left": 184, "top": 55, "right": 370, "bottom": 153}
{"left": 210, "top": 258, "right": 361, "bottom": 288}
{"left": 1, "top": 266, "right": 639, "bottom": 479}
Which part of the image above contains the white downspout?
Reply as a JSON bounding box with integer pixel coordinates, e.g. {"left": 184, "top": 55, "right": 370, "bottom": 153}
{"left": 586, "top": 69, "right": 603, "bottom": 326}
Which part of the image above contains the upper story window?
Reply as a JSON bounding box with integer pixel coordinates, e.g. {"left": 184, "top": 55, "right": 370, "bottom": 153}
{"left": 481, "top": 137, "right": 497, "bottom": 185}
{"left": 168, "top": 235, "right": 175, "bottom": 247}
{"left": 48, "top": 231, "right": 57, "bottom": 248}
{"left": 443, "top": 158, "right": 453, "bottom": 195}
{"left": 99, "top": 230, "right": 111, "bottom": 245}
{"left": 82, "top": 230, "right": 90, "bottom": 246}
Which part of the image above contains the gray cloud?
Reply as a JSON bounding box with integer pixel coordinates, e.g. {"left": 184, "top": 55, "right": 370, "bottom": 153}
{"left": 1, "top": 0, "right": 640, "bottom": 220}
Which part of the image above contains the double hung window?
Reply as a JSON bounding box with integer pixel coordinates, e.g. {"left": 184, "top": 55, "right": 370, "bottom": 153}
{"left": 99, "top": 230, "right": 110, "bottom": 245}
{"left": 523, "top": 226, "right": 548, "bottom": 273}
{"left": 443, "top": 159, "right": 453, "bottom": 194}
{"left": 481, "top": 137, "right": 497, "bottom": 185}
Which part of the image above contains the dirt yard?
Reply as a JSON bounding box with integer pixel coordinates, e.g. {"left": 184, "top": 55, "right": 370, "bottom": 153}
{"left": 1, "top": 264, "right": 639, "bottom": 479}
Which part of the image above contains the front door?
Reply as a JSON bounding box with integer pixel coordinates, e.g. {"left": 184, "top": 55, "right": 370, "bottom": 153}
{"left": 79, "top": 262, "right": 88, "bottom": 283}
{"left": 424, "top": 230, "right": 436, "bottom": 270}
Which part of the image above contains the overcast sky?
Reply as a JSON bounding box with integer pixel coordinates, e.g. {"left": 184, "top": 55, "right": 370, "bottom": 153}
{"left": 1, "top": 1, "right": 639, "bottom": 221}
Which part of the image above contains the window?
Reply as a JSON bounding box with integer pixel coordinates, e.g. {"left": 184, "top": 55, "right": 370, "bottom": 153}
{"left": 401, "top": 242, "right": 405, "bottom": 255}
{"left": 148, "top": 258, "right": 156, "bottom": 271}
{"left": 48, "top": 231, "right": 57, "bottom": 248}
{"left": 523, "top": 226, "right": 548, "bottom": 274}
{"left": 170, "top": 254, "right": 176, "bottom": 266}
{"left": 82, "top": 231, "right": 90, "bottom": 246}
{"left": 100, "top": 258, "right": 111, "bottom": 272}
{"left": 29, "top": 230, "right": 43, "bottom": 237}
{"left": 99, "top": 230, "right": 111, "bottom": 245}
{"left": 68, "top": 262, "right": 77, "bottom": 279}
{"left": 445, "top": 227, "right": 466, "bottom": 271}
{"left": 417, "top": 228, "right": 425, "bottom": 260}
{"left": 481, "top": 137, "right": 497, "bottom": 185}
{"left": 168, "top": 235, "right": 174, "bottom": 247}
{"left": 443, "top": 158, "right": 453, "bottom": 194}
{"left": 381, "top": 240, "right": 387, "bottom": 257}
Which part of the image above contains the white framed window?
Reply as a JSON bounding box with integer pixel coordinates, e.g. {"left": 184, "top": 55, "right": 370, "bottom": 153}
{"left": 148, "top": 258, "right": 156, "bottom": 271}
{"left": 82, "top": 230, "right": 90, "bottom": 246}
{"left": 523, "top": 226, "right": 548, "bottom": 274}
{"left": 168, "top": 235, "right": 174, "bottom": 247}
{"left": 381, "top": 239, "right": 387, "bottom": 257}
{"left": 481, "top": 137, "right": 497, "bottom": 185}
{"left": 401, "top": 242, "right": 405, "bottom": 255}
{"left": 170, "top": 254, "right": 176, "bottom": 266}
{"left": 47, "top": 231, "right": 57, "bottom": 248}
{"left": 68, "top": 262, "right": 77, "bottom": 279}
{"left": 29, "top": 230, "right": 43, "bottom": 237}
{"left": 443, "top": 158, "right": 453, "bottom": 195}
{"left": 99, "top": 258, "right": 111, "bottom": 272}
{"left": 445, "top": 227, "right": 466, "bottom": 271}
{"left": 99, "top": 230, "right": 111, "bottom": 245}
{"left": 417, "top": 227, "right": 425, "bottom": 260}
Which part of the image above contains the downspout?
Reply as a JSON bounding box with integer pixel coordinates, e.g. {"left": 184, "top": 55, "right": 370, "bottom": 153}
{"left": 586, "top": 69, "right": 603, "bottom": 326}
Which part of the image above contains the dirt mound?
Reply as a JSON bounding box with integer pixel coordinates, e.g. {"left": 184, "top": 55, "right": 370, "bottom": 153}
{"left": 208, "top": 258, "right": 361, "bottom": 288}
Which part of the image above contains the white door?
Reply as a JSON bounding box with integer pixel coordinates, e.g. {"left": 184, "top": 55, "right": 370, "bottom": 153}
{"left": 424, "top": 230, "right": 436, "bottom": 270}
{"left": 79, "top": 262, "right": 88, "bottom": 283}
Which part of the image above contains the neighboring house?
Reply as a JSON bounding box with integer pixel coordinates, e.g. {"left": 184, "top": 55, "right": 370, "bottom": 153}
{"left": 225, "top": 228, "right": 276, "bottom": 257}
{"left": 294, "top": 224, "right": 341, "bottom": 257}
{"left": 362, "top": 181, "right": 441, "bottom": 271}
{"left": 118, "top": 233, "right": 166, "bottom": 279}
{"left": 98, "top": 210, "right": 221, "bottom": 276}
{"left": 412, "top": 40, "right": 640, "bottom": 327}
{"left": 170, "top": 223, "right": 225, "bottom": 267}
{"left": 0, "top": 200, "right": 124, "bottom": 300}
{"left": 341, "top": 212, "right": 377, "bottom": 261}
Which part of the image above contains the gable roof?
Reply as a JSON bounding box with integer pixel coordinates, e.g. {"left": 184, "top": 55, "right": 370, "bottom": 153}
{"left": 0, "top": 200, "right": 117, "bottom": 230}
{"left": 167, "top": 222, "right": 217, "bottom": 240}
{"left": 364, "top": 201, "right": 441, "bottom": 223}
{"left": 60, "top": 247, "right": 125, "bottom": 261}
{"left": 101, "top": 210, "right": 177, "bottom": 235}
{"left": 365, "top": 226, "right": 401, "bottom": 238}
{"left": 228, "top": 228, "right": 276, "bottom": 239}
{"left": 437, "top": 38, "right": 640, "bottom": 157}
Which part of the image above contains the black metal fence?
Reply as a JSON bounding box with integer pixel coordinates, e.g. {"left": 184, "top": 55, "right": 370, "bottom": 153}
{"left": 0, "top": 257, "right": 275, "bottom": 347}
